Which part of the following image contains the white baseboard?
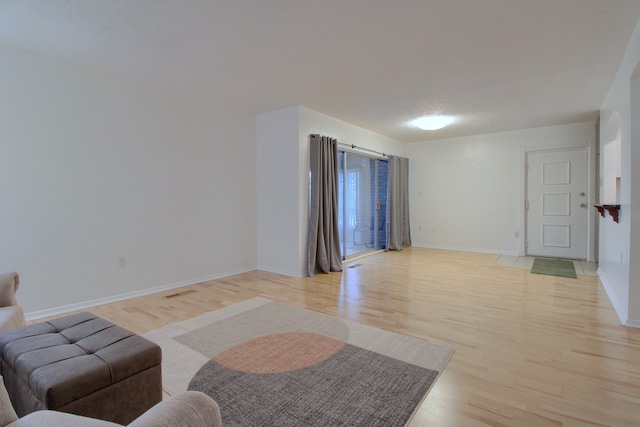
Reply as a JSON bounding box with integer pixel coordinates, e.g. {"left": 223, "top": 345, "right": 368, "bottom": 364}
{"left": 412, "top": 243, "right": 519, "bottom": 257}
{"left": 624, "top": 318, "right": 640, "bottom": 328}
{"left": 255, "top": 265, "right": 307, "bottom": 278}
{"left": 25, "top": 267, "right": 255, "bottom": 322}
{"left": 597, "top": 268, "right": 633, "bottom": 327}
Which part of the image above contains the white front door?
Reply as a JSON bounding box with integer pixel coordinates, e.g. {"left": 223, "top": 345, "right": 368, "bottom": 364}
{"left": 526, "top": 148, "right": 588, "bottom": 259}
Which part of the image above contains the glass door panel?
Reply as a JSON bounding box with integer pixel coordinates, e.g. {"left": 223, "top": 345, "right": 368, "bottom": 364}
{"left": 348, "top": 154, "right": 373, "bottom": 256}
{"left": 376, "top": 160, "right": 388, "bottom": 249}
{"left": 338, "top": 150, "right": 387, "bottom": 259}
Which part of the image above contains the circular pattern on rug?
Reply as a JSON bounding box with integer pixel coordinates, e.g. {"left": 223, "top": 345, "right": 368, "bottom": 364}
{"left": 213, "top": 332, "right": 345, "bottom": 374}
{"left": 188, "top": 342, "right": 440, "bottom": 427}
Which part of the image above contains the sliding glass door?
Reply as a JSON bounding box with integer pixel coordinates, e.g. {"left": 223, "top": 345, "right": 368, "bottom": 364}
{"left": 337, "top": 151, "right": 388, "bottom": 258}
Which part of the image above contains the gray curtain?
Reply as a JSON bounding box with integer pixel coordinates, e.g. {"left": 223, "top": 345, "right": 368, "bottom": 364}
{"left": 386, "top": 156, "right": 411, "bottom": 250}
{"left": 307, "top": 134, "right": 343, "bottom": 275}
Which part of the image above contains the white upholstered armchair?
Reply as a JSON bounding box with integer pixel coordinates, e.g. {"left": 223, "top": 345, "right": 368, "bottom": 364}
{"left": 0, "top": 376, "right": 222, "bottom": 427}
{"left": 0, "top": 273, "right": 25, "bottom": 332}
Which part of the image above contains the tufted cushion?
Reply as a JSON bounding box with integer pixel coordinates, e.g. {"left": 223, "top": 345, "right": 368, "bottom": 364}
{"left": 0, "top": 312, "right": 162, "bottom": 423}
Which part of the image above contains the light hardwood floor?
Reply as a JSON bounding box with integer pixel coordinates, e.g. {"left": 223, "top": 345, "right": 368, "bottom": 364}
{"left": 38, "top": 248, "right": 640, "bottom": 426}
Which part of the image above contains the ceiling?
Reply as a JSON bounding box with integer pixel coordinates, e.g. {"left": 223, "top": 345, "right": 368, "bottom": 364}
{"left": 1, "top": 0, "right": 640, "bottom": 142}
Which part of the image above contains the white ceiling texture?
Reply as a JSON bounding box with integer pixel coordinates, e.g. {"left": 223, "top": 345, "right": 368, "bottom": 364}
{"left": 1, "top": 0, "right": 640, "bottom": 142}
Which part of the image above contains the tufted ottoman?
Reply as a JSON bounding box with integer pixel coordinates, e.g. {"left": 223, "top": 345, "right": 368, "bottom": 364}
{"left": 0, "top": 312, "right": 162, "bottom": 425}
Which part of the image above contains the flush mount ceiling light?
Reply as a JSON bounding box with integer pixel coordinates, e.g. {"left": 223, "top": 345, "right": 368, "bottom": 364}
{"left": 411, "top": 115, "right": 455, "bottom": 130}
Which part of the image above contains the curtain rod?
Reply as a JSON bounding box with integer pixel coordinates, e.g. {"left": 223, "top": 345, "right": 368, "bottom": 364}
{"left": 337, "top": 142, "right": 389, "bottom": 158}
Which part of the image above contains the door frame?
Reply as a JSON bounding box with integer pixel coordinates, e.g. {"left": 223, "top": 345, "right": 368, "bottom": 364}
{"left": 520, "top": 145, "right": 597, "bottom": 262}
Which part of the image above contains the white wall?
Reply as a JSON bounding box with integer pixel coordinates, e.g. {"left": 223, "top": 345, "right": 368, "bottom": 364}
{"left": 630, "top": 73, "right": 640, "bottom": 324}
{"left": 256, "top": 106, "right": 404, "bottom": 277}
{"left": 256, "top": 106, "right": 302, "bottom": 277}
{"left": 407, "top": 122, "right": 596, "bottom": 256}
{"left": 0, "top": 45, "right": 257, "bottom": 316}
{"left": 598, "top": 18, "right": 640, "bottom": 326}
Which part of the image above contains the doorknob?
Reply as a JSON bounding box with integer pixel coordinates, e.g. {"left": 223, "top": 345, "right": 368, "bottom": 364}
{"left": 580, "top": 203, "right": 586, "bottom": 208}
{"left": 580, "top": 192, "right": 585, "bottom": 196}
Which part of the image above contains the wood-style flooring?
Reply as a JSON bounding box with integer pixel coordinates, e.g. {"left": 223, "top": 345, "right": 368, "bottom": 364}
{"left": 38, "top": 248, "right": 640, "bottom": 426}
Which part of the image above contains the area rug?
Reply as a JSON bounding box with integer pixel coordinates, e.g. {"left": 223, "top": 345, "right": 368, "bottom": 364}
{"left": 143, "top": 297, "right": 454, "bottom": 426}
{"left": 531, "top": 257, "right": 577, "bottom": 278}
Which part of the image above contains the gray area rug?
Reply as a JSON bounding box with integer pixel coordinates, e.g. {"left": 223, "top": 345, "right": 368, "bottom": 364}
{"left": 144, "top": 297, "right": 454, "bottom": 426}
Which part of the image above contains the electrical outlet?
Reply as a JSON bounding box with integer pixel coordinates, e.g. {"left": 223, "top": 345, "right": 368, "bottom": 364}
{"left": 118, "top": 256, "right": 127, "bottom": 268}
{"left": 515, "top": 231, "right": 520, "bottom": 238}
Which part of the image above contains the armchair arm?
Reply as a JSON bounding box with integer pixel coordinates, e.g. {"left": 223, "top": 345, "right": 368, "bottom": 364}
{"left": 0, "top": 272, "right": 19, "bottom": 308}
{"left": 128, "top": 392, "right": 221, "bottom": 427}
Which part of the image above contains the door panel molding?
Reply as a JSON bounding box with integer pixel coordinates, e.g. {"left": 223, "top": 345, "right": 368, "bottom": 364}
{"left": 542, "top": 224, "right": 571, "bottom": 248}
{"left": 542, "top": 193, "right": 571, "bottom": 216}
{"left": 543, "top": 161, "right": 571, "bottom": 185}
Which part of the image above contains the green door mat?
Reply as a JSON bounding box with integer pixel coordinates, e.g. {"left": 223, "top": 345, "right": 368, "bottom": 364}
{"left": 531, "top": 258, "right": 577, "bottom": 278}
